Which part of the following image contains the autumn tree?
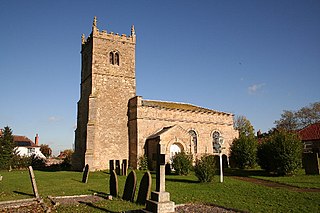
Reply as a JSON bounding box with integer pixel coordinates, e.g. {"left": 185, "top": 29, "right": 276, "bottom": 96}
{"left": 275, "top": 102, "right": 320, "bottom": 131}
{"left": 40, "top": 144, "right": 52, "bottom": 158}
{"left": 0, "top": 126, "right": 15, "bottom": 170}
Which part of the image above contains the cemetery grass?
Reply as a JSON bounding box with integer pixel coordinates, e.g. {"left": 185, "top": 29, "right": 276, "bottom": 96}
{"left": 225, "top": 168, "right": 320, "bottom": 189}
{"left": 0, "top": 170, "right": 319, "bottom": 212}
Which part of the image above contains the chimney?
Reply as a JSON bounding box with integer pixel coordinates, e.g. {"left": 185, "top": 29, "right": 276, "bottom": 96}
{"left": 35, "top": 134, "right": 39, "bottom": 145}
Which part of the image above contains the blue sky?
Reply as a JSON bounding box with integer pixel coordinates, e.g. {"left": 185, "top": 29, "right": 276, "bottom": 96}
{"left": 1, "top": 1, "right": 319, "bottom": 155}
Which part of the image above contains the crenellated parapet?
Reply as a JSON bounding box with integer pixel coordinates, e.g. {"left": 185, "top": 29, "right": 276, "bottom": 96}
{"left": 81, "top": 16, "right": 136, "bottom": 46}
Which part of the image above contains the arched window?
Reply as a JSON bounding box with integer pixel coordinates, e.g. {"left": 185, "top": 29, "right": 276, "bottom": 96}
{"left": 115, "top": 52, "right": 119, "bottom": 65}
{"left": 109, "top": 52, "right": 114, "bottom": 65}
{"left": 109, "top": 51, "right": 120, "bottom": 66}
{"left": 212, "top": 131, "right": 220, "bottom": 152}
{"left": 188, "top": 130, "right": 197, "bottom": 154}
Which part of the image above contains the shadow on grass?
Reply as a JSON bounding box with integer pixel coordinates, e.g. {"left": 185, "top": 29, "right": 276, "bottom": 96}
{"left": 78, "top": 201, "right": 115, "bottom": 213}
{"left": 224, "top": 168, "right": 274, "bottom": 177}
{"left": 71, "top": 178, "right": 83, "bottom": 183}
{"left": 78, "top": 201, "right": 142, "bottom": 213}
{"left": 13, "top": 191, "right": 34, "bottom": 197}
{"left": 165, "top": 177, "right": 199, "bottom": 184}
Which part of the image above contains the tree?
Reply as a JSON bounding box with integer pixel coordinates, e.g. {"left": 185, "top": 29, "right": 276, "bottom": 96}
{"left": 275, "top": 102, "right": 320, "bottom": 131}
{"left": 0, "top": 126, "right": 15, "bottom": 170}
{"left": 230, "top": 116, "right": 258, "bottom": 169}
{"left": 234, "top": 115, "right": 255, "bottom": 137}
{"left": 257, "top": 130, "right": 302, "bottom": 176}
{"left": 40, "top": 144, "right": 52, "bottom": 158}
{"left": 274, "top": 110, "right": 298, "bottom": 131}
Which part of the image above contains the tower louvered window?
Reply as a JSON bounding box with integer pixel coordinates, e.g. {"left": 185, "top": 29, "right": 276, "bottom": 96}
{"left": 109, "top": 51, "right": 120, "bottom": 66}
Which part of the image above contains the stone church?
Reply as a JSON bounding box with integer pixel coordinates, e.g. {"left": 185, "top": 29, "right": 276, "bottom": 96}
{"left": 72, "top": 17, "right": 238, "bottom": 171}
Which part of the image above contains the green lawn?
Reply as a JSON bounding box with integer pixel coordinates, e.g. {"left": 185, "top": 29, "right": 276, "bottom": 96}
{"left": 0, "top": 169, "right": 319, "bottom": 212}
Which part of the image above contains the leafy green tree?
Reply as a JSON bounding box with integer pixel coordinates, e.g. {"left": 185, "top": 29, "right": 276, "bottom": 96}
{"left": 257, "top": 130, "right": 302, "bottom": 176}
{"left": 230, "top": 116, "right": 258, "bottom": 169}
{"left": 0, "top": 126, "right": 15, "bottom": 170}
{"left": 172, "top": 152, "right": 193, "bottom": 175}
{"left": 230, "top": 135, "right": 258, "bottom": 169}
{"left": 40, "top": 144, "right": 52, "bottom": 158}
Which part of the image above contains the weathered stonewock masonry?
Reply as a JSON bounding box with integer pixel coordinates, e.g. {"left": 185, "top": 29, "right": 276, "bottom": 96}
{"left": 72, "top": 17, "right": 238, "bottom": 171}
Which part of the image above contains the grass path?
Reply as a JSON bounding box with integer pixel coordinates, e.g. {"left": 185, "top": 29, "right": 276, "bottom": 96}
{"left": 231, "top": 176, "right": 320, "bottom": 192}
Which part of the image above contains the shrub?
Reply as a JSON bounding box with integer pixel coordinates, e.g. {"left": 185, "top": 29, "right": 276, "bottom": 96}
{"left": 229, "top": 135, "right": 258, "bottom": 169}
{"left": 31, "top": 154, "right": 46, "bottom": 170}
{"left": 138, "top": 155, "right": 149, "bottom": 170}
{"left": 11, "top": 154, "right": 32, "bottom": 169}
{"left": 257, "top": 130, "right": 302, "bottom": 176}
{"left": 194, "top": 155, "right": 216, "bottom": 182}
{"left": 172, "top": 152, "right": 193, "bottom": 175}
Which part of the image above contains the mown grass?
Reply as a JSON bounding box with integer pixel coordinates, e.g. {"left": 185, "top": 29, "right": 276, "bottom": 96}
{"left": 0, "top": 169, "right": 319, "bottom": 212}
{"left": 225, "top": 168, "right": 320, "bottom": 189}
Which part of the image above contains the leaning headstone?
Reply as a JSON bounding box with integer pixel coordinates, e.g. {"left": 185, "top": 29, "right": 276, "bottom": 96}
{"left": 136, "top": 171, "right": 152, "bottom": 205}
{"left": 122, "top": 159, "right": 128, "bottom": 176}
{"left": 82, "top": 164, "right": 89, "bottom": 183}
{"left": 303, "top": 153, "right": 320, "bottom": 175}
{"left": 115, "top": 160, "right": 121, "bottom": 175}
{"left": 109, "top": 170, "right": 119, "bottom": 197}
{"left": 109, "top": 160, "right": 114, "bottom": 172}
{"left": 28, "top": 166, "right": 40, "bottom": 199}
{"left": 122, "top": 170, "right": 137, "bottom": 202}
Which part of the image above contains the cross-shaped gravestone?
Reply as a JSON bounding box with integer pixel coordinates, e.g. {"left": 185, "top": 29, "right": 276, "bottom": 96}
{"left": 82, "top": 164, "right": 89, "bottom": 183}
{"left": 145, "top": 144, "right": 175, "bottom": 212}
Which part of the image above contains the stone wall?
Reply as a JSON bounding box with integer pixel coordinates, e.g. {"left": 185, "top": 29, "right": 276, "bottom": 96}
{"left": 128, "top": 96, "right": 238, "bottom": 168}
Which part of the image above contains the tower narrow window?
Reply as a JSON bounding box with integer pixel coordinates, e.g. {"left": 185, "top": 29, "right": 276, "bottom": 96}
{"left": 109, "top": 52, "right": 114, "bottom": 64}
{"left": 115, "top": 52, "right": 119, "bottom": 65}
{"left": 188, "top": 130, "right": 197, "bottom": 154}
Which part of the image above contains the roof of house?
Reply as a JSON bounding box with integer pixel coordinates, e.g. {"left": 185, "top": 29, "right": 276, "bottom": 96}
{"left": 142, "top": 100, "right": 232, "bottom": 115}
{"left": 13, "top": 135, "right": 38, "bottom": 147}
{"left": 298, "top": 123, "right": 320, "bottom": 141}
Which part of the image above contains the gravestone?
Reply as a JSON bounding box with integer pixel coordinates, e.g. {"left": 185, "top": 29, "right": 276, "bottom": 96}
{"left": 136, "top": 171, "right": 152, "bottom": 205}
{"left": 146, "top": 144, "right": 175, "bottom": 212}
{"left": 115, "top": 160, "right": 121, "bottom": 175}
{"left": 109, "top": 160, "right": 115, "bottom": 172}
{"left": 122, "top": 170, "right": 137, "bottom": 202}
{"left": 28, "top": 166, "right": 39, "bottom": 199}
{"left": 122, "top": 159, "right": 128, "bottom": 176}
{"left": 109, "top": 170, "right": 118, "bottom": 197}
{"left": 303, "top": 153, "right": 320, "bottom": 175}
{"left": 82, "top": 164, "right": 89, "bottom": 183}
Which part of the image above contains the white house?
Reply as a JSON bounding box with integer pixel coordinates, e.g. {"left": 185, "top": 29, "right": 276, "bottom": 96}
{"left": 14, "top": 134, "right": 46, "bottom": 158}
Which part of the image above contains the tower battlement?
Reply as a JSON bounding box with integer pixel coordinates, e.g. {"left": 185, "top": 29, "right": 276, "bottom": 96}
{"left": 81, "top": 16, "right": 136, "bottom": 46}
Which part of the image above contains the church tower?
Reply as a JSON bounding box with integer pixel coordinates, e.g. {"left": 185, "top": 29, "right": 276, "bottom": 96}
{"left": 72, "top": 17, "right": 136, "bottom": 171}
